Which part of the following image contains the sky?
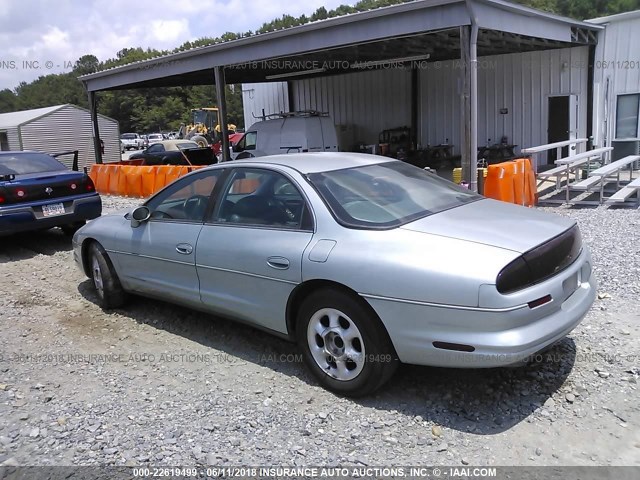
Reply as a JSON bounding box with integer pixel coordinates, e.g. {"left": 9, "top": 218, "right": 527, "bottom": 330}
{"left": 0, "top": 0, "right": 348, "bottom": 90}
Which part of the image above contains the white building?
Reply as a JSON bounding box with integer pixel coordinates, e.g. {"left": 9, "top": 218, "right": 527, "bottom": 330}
{"left": 590, "top": 10, "right": 640, "bottom": 160}
{"left": 0, "top": 104, "right": 120, "bottom": 167}
{"left": 241, "top": 9, "right": 640, "bottom": 168}
{"left": 242, "top": 46, "right": 591, "bottom": 168}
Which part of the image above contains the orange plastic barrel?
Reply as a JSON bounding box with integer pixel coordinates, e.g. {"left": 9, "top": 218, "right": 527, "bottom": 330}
{"left": 108, "top": 166, "right": 121, "bottom": 196}
{"left": 164, "top": 165, "right": 184, "bottom": 186}
{"left": 524, "top": 158, "right": 537, "bottom": 206}
{"left": 512, "top": 160, "right": 526, "bottom": 205}
{"left": 484, "top": 162, "right": 515, "bottom": 203}
{"left": 140, "top": 166, "right": 157, "bottom": 198}
{"left": 123, "top": 166, "right": 144, "bottom": 197}
{"left": 94, "top": 164, "right": 111, "bottom": 195}
{"left": 89, "top": 164, "right": 99, "bottom": 186}
{"left": 153, "top": 166, "right": 169, "bottom": 193}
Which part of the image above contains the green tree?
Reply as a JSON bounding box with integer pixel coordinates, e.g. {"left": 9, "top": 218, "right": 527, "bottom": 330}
{"left": 0, "top": 89, "right": 18, "bottom": 113}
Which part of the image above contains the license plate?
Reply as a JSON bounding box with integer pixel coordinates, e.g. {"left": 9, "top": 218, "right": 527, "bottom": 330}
{"left": 42, "top": 203, "right": 65, "bottom": 217}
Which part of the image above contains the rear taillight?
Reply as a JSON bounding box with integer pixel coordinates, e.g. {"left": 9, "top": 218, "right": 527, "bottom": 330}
{"left": 496, "top": 257, "right": 532, "bottom": 294}
{"left": 497, "top": 225, "right": 582, "bottom": 294}
{"left": 85, "top": 177, "right": 95, "bottom": 192}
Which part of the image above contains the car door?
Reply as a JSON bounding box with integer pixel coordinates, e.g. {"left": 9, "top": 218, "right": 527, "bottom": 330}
{"left": 196, "top": 167, "right": 314, "bottom": 334}
{"left": 114, "top": 169, "right": 223, "bottom": 305}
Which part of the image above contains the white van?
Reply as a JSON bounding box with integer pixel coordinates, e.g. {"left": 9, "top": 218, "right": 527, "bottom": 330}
{"left": 231, "top": 112, "right": 338, "bottom": 160}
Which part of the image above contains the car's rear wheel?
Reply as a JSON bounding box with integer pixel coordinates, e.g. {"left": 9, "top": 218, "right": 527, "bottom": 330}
{"left": 60, "top": 221, "right": 85, "bottom": 236}
{"left": 88, "top": 242, "right": 126, "bottom": 309}
{"left": 296, "top": 289, "right": 398, "bottom": 397}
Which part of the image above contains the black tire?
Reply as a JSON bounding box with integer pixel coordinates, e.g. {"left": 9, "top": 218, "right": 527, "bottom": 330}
{"left": 191, "top": 135, "right": 209, "bottom": 147}
{"left": 60, "top": 221, "right": 85, "bottom": 236}
{"left": 88, "top": 242, "right": 126, "bottom": 309}
{"left": 296, "top": 289, "right": 398, "bottom": 397}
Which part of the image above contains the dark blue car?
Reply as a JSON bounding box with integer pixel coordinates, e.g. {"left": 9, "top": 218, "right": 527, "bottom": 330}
{"left": 0, "top": 151, "right": 102, "bottom": 236}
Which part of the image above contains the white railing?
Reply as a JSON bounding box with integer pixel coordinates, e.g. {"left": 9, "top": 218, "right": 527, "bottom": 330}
{"left": 521, "top": 138, "right": 589, "bottom": 172}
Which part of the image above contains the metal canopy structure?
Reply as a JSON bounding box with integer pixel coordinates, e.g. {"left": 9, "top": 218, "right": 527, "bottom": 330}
{"left": 80, "top": 0, "right": 601, "bottom": 185}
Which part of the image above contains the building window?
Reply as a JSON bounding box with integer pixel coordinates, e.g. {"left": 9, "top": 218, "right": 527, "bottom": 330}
{"left": 0, "top": 132, "right": 8, "bottom": 151}
{"left": 616, "top": 94, "right": 640, "bottom": 139}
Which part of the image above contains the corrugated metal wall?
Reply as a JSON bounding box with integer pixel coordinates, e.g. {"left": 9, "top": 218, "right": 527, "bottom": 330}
{"left": 4, "top": 126, "right": 20, "bottom": 150}
{"left": 291, "top": 69, "right": 412, "bottom": 148}
{"left": 245, "top": 46, "right": 589, "bottom": 156}
{"left": 19, "top": 105, "right": 120, "bottom": 168}
{"left": 592, "top": 16, "right": 640, "bottom": 147}
{"left": 242, "top": 82, "right": 290, "bottom": 129}
{"left": 420, "top": 46, "right": 589, "bottom": 154}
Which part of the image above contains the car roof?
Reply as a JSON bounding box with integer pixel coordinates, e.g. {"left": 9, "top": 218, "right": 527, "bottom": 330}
{"left": 231, "top": 152, "right": 393, "bottom": 174}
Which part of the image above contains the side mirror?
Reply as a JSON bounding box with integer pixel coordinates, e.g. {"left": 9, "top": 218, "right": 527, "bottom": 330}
{"left": 130, "top": 206, "right": 151, "bottom": 228}
{"left": 232, "top": 143, "right": 242, "bottom": 153}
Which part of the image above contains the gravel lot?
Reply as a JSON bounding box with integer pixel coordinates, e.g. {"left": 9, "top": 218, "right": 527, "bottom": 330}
{"left": 0, "top": 196, "right": 638, "bottom": 467}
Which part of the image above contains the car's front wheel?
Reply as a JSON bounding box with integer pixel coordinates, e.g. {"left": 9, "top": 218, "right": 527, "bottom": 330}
{"left": 296, "top": 289, "right": 398, "bottom": 397}
{"left": 88, "top": 242, "right": 126, "bottom": 309}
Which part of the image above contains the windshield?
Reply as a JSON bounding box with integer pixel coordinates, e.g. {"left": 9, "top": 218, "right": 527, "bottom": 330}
{"left": 193, "top": 110, "right": 216, "bottom": 128}
{"left": 0, "top": 153, "right": 66, "bottom": 176}
{"left": 307, "top": 161, "right": 481, "bottom": 229}
{"left": 148, "top": 134, "right": 162, "bottom": 139}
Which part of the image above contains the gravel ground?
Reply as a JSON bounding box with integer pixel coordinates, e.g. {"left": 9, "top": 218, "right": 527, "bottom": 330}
{"left": 0, "top": 195, "right": 638, "bottom": 467}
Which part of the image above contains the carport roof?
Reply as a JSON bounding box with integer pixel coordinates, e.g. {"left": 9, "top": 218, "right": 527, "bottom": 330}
{"left": 80, "top": 0, "right": 602, "bottom": 92}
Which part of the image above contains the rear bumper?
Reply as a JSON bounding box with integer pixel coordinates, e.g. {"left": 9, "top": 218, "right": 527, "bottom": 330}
{"left": 365, "top": 247, "right": 597, "bottom": 368}
{"left": 0, "top": 194, "right": 102, "bottom": 236}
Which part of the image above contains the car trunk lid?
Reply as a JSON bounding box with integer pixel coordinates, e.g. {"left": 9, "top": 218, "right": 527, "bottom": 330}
{"left": 400, "top": 198, "right": 576, "bottom": 253}
{"left": 0, "top": 170, "right": 94, "bottom": 205}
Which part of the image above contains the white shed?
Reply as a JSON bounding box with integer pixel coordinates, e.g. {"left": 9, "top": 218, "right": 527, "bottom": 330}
{"left": 0, "top": 104, "right": 120, "bottom": 168}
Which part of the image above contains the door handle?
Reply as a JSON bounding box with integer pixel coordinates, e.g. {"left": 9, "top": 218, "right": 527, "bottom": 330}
{"left": 176, "top": 243, "right": 193, "bottom": 255}
{"left": 267, "top": 256, "right": 290, "bottom": 270}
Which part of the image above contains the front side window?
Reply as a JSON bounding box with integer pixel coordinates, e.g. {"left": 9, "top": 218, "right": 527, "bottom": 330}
{"left": 616, "top": 94, "right": 640, "bottom": 139}
{"left": 307, "top": 161, "right": 480, "bottom": 229}
{"left": 145, "top": 170, "right": 222, "bottom": 222}
{"left": 237, "top": 131, "right": 257, "bottom": 151}
{"left": 213, "top": 168, "right": 308, "bottom": 229}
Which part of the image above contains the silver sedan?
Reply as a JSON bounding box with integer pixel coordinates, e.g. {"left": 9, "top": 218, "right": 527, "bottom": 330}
{"left": 73, "top": 153, "right": 596, "bottom": 396}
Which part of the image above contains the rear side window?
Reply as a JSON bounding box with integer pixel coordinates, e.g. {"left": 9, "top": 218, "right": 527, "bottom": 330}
{"left": 0, "top": 153, "right": 66, "bottom": 175}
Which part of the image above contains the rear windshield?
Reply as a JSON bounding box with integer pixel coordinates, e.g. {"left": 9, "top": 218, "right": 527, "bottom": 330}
{"left": 121, "top": 133, "right": 137, "bottom": 139}
{"left": 176, "top": 142, "right": 199, "bottom": 150}
{"left": 0, "top": 153, "right": 66, "bottom": 176}
{"left": 307, "top": 161, "right": 480, "bottom": 229}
